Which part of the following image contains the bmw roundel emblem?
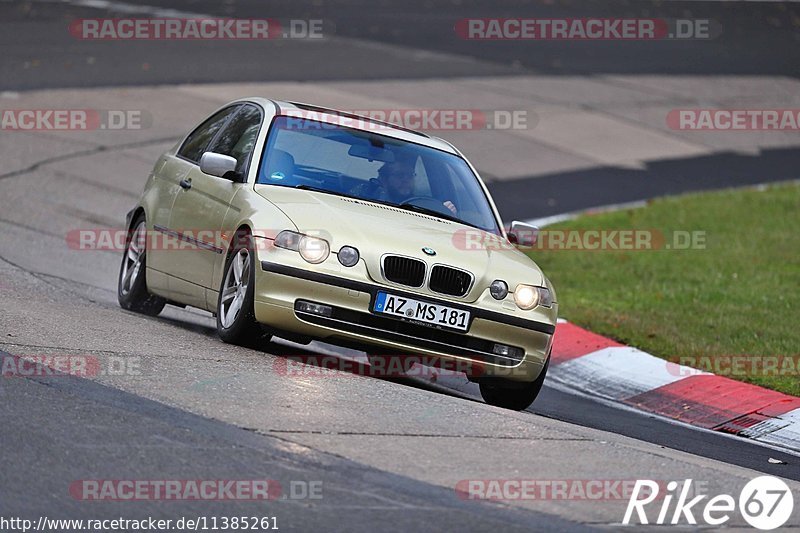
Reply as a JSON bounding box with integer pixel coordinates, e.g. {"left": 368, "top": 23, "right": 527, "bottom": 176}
{"left": 422, "top": 247, "right": 436, "bottom": 256}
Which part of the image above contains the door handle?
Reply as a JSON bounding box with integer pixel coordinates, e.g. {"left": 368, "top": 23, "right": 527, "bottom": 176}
{"left": 179, "top": 178, "right": 192, "bottom": 190}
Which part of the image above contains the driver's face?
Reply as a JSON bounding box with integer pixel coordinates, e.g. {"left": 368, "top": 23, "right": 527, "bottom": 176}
{"left": 382, "top": 167, "right": 415, "bottom": 199}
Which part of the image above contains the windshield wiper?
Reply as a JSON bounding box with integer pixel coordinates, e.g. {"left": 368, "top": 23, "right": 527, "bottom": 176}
{"left": 396, "top": 202, "right": 494, "bottom": 232}
{"left": 396, "top": 202, "right": 464, "bottom": 225}
{"left": 292, "top": 184, "right": 364, "bottom": 201}
{"left": 293, "top": 184, "right": 331, "bottom": 194}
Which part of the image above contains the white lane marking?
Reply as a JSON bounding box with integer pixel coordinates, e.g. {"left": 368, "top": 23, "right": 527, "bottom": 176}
{"left": 545, "top": 379, "right": 800, "bottom": 458}
{"left": 548, "top": 346, "right": 701, "bottom": 401}
{"left": 753, "top": 408, "right": 800, "bottom": 451}
{"left": 42, "top": 0, "right": 208, "bottom": 18}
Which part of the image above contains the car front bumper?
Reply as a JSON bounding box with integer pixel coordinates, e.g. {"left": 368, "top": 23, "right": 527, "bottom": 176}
{"left": 253, "top": 255, "right": 556, "bottom": 383}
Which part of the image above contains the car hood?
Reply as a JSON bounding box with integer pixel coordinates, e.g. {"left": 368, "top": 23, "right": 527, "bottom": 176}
{"left": 255, "top": 185, "right": 543, "bottom": 301}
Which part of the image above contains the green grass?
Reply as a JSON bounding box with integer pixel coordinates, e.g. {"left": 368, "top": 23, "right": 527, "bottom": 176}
{"left": 529, "top": 182, "right": 800, "bottom": 396}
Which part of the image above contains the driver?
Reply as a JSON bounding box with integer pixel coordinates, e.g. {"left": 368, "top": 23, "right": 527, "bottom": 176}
{"left": 350, "top": 158, "right": 457, "bottom": 215}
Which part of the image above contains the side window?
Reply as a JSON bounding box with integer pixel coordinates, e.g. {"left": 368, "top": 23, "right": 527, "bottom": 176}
{"left": 178, "top": 106, "right": 240, "bottom": 163}
{"left": 207, "top": 105, "right": 262, "bottom": 175}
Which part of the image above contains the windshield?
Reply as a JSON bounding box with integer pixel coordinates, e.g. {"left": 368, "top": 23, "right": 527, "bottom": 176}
{"left": 257, "top": 116, "right": 501, "bottom": 233}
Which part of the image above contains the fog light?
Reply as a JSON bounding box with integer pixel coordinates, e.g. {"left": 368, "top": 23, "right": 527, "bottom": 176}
{"left": 493, "top": 343, "right": 512, "bottom": 356}
{"left": 489, "top": 280, "right": 508, "bottom": 300}
{"left": 337, "top": 246, "right": 360, "bottom": 267}
{"left": 492, "top": 344, "right": 523, "bottom": 360}
{"left": 296, "top": 301, "right": 332, "bottom": 317}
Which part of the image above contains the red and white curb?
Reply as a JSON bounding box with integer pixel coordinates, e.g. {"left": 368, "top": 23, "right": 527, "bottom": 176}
{"left": 549, "top": 320, "right": 800, "bottom": 453}
{"left": 307, "top": 315, "right": 800, "bottom": 453}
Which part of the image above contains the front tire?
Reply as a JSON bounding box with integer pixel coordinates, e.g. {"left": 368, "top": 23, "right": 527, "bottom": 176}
{"left": 216, "top": 232, "right": 270, "bottom": 347}
{"left": 118, "top": 215, "right": 166, "bottom": 316}
{"left": 479, "top": 356, "right": 549, "bottom": 411}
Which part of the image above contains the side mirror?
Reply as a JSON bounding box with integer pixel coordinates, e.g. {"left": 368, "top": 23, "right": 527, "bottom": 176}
{"left": 507, "top": 221, "right": 539, "bottom": 247}
{"left": 200, "top": 152, "right": 239, "bottom": 180}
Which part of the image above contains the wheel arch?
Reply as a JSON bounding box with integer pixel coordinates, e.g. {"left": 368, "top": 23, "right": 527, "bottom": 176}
{"left": 126, "top": 206, "right": 146, "bottom": 231}
{"left": 225, "top": 223, "right": 254, "bottom": 257}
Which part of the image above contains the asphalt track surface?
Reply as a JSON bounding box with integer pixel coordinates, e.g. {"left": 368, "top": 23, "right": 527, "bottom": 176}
{"left": 4, "top": 0, "right": 799, "bottom": 90}
{"left": 3, "top": 0, "right": 800, "bottom": 220}
{"left": 1, "top": 1, "right": 799, "bottom": 530}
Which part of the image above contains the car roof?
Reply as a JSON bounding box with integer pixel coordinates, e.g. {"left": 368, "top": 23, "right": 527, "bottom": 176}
{"left": 235, "top": 97, "right": 459, "bottom": 155}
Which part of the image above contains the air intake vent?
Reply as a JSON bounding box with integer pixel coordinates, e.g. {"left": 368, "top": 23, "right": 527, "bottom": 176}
{"left": 339, "top": 198, "right": 450, "bottom": 224}
{"left": 382, "top": 256, "right": 426, "bottom": 287}
{"left": 429, "top": 265, "right": 473, "bottom": 297}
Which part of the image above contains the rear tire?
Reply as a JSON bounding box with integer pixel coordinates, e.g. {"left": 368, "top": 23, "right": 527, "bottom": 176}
{"left": 479, "top": 356, "right": 549, "bottom": 411}
{"left": 117, "top": 215, "right": 166, "bottom": 316}
{"left": 216, "top": 231, "right": 271, "bottom": 347}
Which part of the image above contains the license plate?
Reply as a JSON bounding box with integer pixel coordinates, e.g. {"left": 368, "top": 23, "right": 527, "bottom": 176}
{"left": 373, "top": 292, "right": 470, "bottom": 332}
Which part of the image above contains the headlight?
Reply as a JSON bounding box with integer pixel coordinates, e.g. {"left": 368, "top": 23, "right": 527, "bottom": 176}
{"left": 337, "top": 246, "right": 360, "bottom": 267}
{"left": 513, "top": 284, "right": 554, "bottom": 310}
{"left": 274, "top": 230, "right": 330, "bottom": 264}
{"left": 489, "top": 280, "right": 508, "bottom": 300}
{"left": 298, "top": 235, "right": 330, "bottom": 264}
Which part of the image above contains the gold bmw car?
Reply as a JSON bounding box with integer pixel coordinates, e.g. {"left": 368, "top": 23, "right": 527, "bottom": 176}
{"left": 118, "top": 98, "right": 557, "bottom": 410}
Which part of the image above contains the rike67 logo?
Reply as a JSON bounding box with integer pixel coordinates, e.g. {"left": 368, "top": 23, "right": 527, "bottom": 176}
{"left": 623, "top": 476, "right": 794, "bottom": 529}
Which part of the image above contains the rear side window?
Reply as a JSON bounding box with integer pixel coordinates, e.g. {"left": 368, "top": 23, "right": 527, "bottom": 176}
{"left": 178, "top": 106, "right": 240, "bottom": 163}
